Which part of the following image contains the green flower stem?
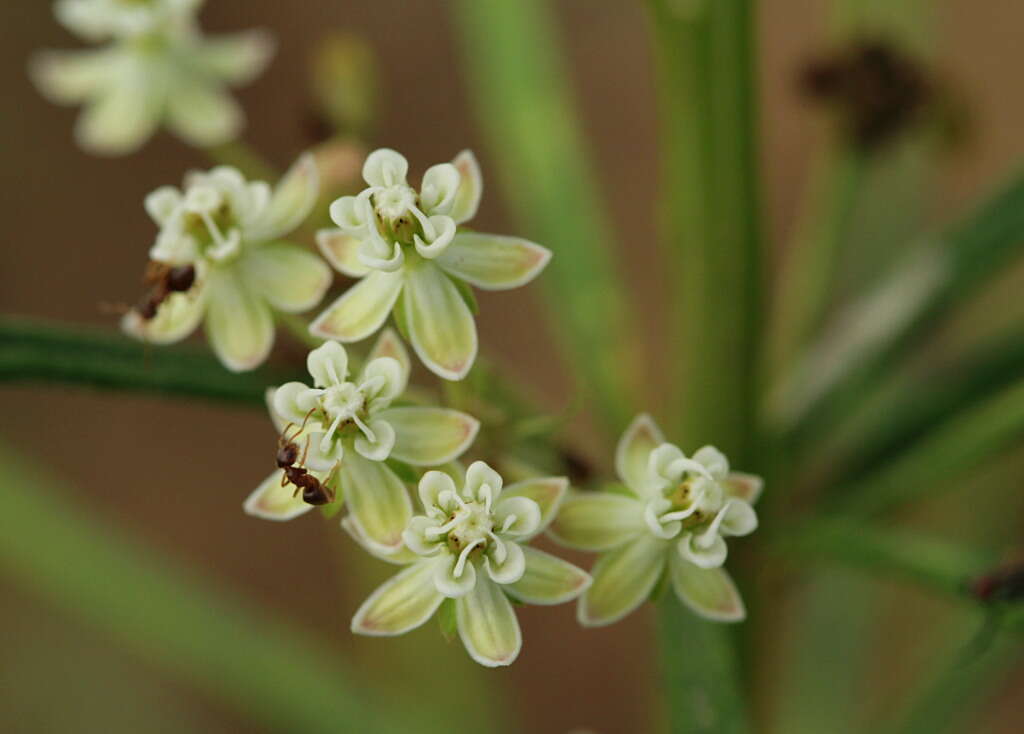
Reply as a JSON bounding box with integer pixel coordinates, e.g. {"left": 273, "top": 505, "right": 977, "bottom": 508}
{"left": 646, "top": 0, "right": 761, "bottom": 732}
{"left": 450, "top": 0, "right": 640, "bottom": 435}
{"left": 0, "top": 317, "right": 298, "bottom": 406}
{"left": 0, "top": 443, "right": 427, "bottom": 734}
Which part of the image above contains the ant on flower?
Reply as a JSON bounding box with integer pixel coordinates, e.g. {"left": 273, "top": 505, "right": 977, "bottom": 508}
{"left": 276, "top": 411, "right": 337, "bottom": 507}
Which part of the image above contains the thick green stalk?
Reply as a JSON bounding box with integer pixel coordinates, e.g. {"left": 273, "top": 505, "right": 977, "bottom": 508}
{"left": 450, "top": 0, "right": 639, "bottom": 435}
{"left": 0, "top": 444, "right": 425, "bottom": 734}
{"left": 0, "top": 318, "right": 297, "bottom": 406}
{"left": 647, "top": 1, "right": 761, "bottom": 732}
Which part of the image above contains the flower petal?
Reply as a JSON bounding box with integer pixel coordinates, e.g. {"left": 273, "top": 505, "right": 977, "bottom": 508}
{"left": 678, "top": 532, "right": 728, "bottom": 569}
{"left": 316, "top": 229, "right": 371, "bottom": 278}
{"left": 338, "top": 453, "right": 412, "bottom": 554}
{"left": 241, "top": 242, "right": 332, "bottom": 313}
{"left": 669, "top": 554, "right": 745, "bottom": 622}
{"left": 360, "top": 357, "right": 406, "bottom": 404}
{"left": 243, "top": 470, "right": 315, "bottom": 521}
{"left": 548, "top": 492, "right": 645, "bottom": 551}
{"left": 578, "top": 535, "right": 668, "bottom": 627}
{"left": 436, "top": 232, "right": 551, "bottom": 291}
{"left": 366, "top": 328, "right": 411, "bottom": 386}
{"left": 615, "top": 414, "right": 665, "bottom": 493}
{"left": 379, "top": 407, "right": 479, "bottom": 467}
{"left": 204, "top": 267, "right": 274, "bottom": 372}
{"left": 401, "top": 516, "right": 444, "bottom": 557}
{"left": 456, "top": 576, "right": 522, "bottom": 667}
{"left": 434, "top": 552, "right": 478, "bottom": 598}
{"left": 30, "top": 48, "right": 121, "bottom": 104}
{"left": 272, "top": 381, "right": 317, "bottom": 425}
{"left": 76, "top": 73, "right": 161, "bottom": 155}
{"left": 166, "top": 83, "right": 243, "bottom": 148}
{"left": 402, "top": 260, "right": 477, "bottom": 380}
{"left": 486, "top": 540, "right": 525, "bottom": 585}
{"left": 362, "top": 148, "right": 408, "bottom": 188}
{"left": 692, "top": 445, "right": 730, "bottom": 479}
{"left": 420, "top": 162, "right": 461, "bottom": 216}
{"left": 306, "top": 340, "right": 348, "bottom": 387}
{"left": 195, "top": 29, "right": 275, "bottom": 85}
{"left": 418, "top": 470, "right": 457, "bottom": 513}
{"left": 353, "top": 417, "right": 396, "bottom": 461}
{"left": 449, "top": 150, "right": 482, "bottom": 224}
{"left": 507, "top": 547, "right": 592, "bottom": 605}
{"left": 351, "top": 560, "right": 445, "bottom": 636}
{"left": 493, "top": 496, "right": 541, "bottom": 539}
{"left": 309, "top": 270, "right": 404, "bottom": 343}
{"left": 464, "top": 461, "right": 503, "bottom": 504}
{"left": 343, "top": 515, "right": 419, "bottom": 565}
{"left": 500, "top": 477, "right": 568, "bottom": 539}
{"left": 247, "top": 153, "right": 319, "bottom": 242}
{"left": 723, "top": 472, "right": 764, "bottom": 505}
{"left": 121, "top": 289, "right": 205, "bottom": 345}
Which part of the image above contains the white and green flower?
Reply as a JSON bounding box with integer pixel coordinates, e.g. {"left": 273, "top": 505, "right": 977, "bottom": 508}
{"left": 311, "top": 148, "right": 551, "bottom": 381}
{"left": 245, "top": 331, "right": 480, "bottom": 555}
{"left": 31, "top": 0, "right": 273, "bottom": 154}
{"left": 121, "top": 154, "right": 330, "bottom": 372}
{"left": 350, "top": 461, "right": 589, "bottom": 667}
{"left": 549, "top": 414, "right": 763, "bottom": 626}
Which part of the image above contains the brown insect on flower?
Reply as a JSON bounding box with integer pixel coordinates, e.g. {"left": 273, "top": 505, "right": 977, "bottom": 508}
{"left": 275, "top": 414, "right": 338, "bottom": 507}
{"left": 134, "top": 261, "right": 197, "bottom": 320}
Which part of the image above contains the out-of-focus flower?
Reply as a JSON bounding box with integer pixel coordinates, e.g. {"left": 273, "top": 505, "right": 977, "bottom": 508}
{"left": 122, "top": 154, "right": 329, "bottom": 371}
{"left": 245, "top": 330, "right": 480, "bottom": 555}
{"left": 312, "top": 148, "right": 551, "bottom": 381}
{"left": 550, "top": 414, "right": 762, "bottom": 626}
{"left": 350, "top": 461, "right": 589, "bottom": 667}
{"left": 31, "top": 0, "right": 273, "bottom": 154}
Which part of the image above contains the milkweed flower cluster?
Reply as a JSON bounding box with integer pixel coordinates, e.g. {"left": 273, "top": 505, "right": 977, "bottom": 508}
{"left": 31, "top": 0, "right": 273, "bottom": 154}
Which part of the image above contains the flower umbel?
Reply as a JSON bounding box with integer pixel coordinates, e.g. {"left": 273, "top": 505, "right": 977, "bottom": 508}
{"left": 550, "top": 414, "right": 763, "bottom": 626}
{"left": 350, "top": 461, "right": 590, "bottom": 667}
{"left": 311, "top": 148, "right": 552, "bottom": 380}
{"left": 245, "top": 331, "right": 480, "bottom": 555}
{"left": 121, "top": 154, "right": 329, "bottom": 371}
{"left": 31, "top": 0, "right": 273, "bottom": 154}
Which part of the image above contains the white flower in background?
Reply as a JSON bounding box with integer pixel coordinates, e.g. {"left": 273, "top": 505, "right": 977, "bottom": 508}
{"left": 549, "top": 414, "right": 762, "bottom": 626}
{"left": 122, "top": 154, "right": 330, "bottom": 371}
{"left": 312, "top": 148, "right": 552, "bottom": 380}
{"left": 30, "top": 0, "right": 273, "bottom": 155}
{"left": 350, "top": 461, "right": 590, "bottom": 667}
{"left": 245, "top": 331, "right": 481, "bottom": 555}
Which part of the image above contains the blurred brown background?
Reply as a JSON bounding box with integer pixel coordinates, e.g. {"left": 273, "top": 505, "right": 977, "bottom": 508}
{"left": 2, "top": 1, "right": 1024, "bottom": 732}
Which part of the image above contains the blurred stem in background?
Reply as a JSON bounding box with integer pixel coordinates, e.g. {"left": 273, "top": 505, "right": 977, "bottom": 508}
{"left": 451, "top": 0, "right": 641, "bottom": 438}
{"left": 647, "top": 0, "right": 761, "bottom": 732}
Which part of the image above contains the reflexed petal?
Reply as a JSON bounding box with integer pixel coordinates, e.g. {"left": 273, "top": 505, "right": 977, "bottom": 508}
{"left": 507, "top": 547, "right": 592, "bottom": 605}
{"left": 166, "top": 83, "right": 242, "bottom": 148}
{"left": 493, "top": 496, "right": 541, "bottom": 539}
{"left": 434, "top": 552, "right": 477, "bottom": 598}
{"left": 309, "top": 270, "right": 403, "bottom": 342}
{"left": 418, "top": 470, "right": 457, "bottom": 513}
{"left": 121, "top": 289, "right": 205, "bottom": 345}
{"left": 401, "top": 516, "right": 444, "bottom": 557}
{"left": 353, "top": 417, "right": 396, "bottom": 461}
{"left": 144, "top": 186, "right": 182, "bottom": 225}
{"left": 343, "top": 516, "right": 419, "bottom": 565}
{"left": 272, "top": 381, "right": 317, "bottom": 425}
{"left": 380, "top": 407, "right": 479, "bottom": 467}
{"left": 204, "top": 267, "right": 274, "bottom": 372}
{"left": 361, "top": 357, "right": 406, "bottom": 404}
{"left": 692, "top": 445, "right": 729, "bottom": 479}
{"left": 456, "top": 576, "right": 522, "bottom": 667}
{"left": 76, "top": 75, "right": 161, "bottom": 155}
{"left": 351, "top": 560, "right": 445, "bottom": 636}
{"left": 615, "top": 414, "right": 665, "bottom": 493}
{"left": 449, "top": 150, "right": 482, "bottom": 224}
{"left": 247, "top": 153, "right": 319, "bottom": 241}
{"left": 243, "top": 470, "right": 314, "bottom": 521}
{"left": 402, "top": 260, "right": 477, "bottom": 380}
{"left": 241, "top": 242, "right": 332, "bottom": 313}
{"left": 413, "top": 215, "right": 456, "bottom": 259}
{"left": 548, "top": 492, "right": 645, "bottom": 551}
{"left": 670, "top": 555, "right": 745, "bottom": 622}
{"left": 464, "top": 461, "right": 503, "bottom": 504}
{"left": 500, "top": 477, "right": 568, "bottom": 539}
{"left": 302, "top": 431, "right": 344, "bottom": 472}
{"left": 485, "top": 540, "right": 525, "bottom": 585}
{"left": 578, "top": 535, "right": 668, "bottom": 627}
{"left": 716, "top": 499, "right": 758, "bottom": 537}
{"left": 338, "top": 453, "right": 412, "bottom": 554}
{"left": 436, "top": 233, "right": 551, "bottom": 291}
{"left": 367, "top": 328, "right": 411, "bottom": 386}
{"left": 678, "top": 532, "right": 728, "bottom": 569}
{"left": 723, "top": 472, "right": 764, "bottom": 505}
{"left": 30, "top": 48, "right": 120, "bottom": 103}
{"left": 329, "top": 194, "right": 371, "bottom": 235}
{"left": 420, "top": 162, "right": 461, "bottom": 215}
{"left": 306, "top": 340, "right": 348, "bottom": 387}
{"left": 362, "top": 148, "right": 408, "bottom": 188}
{"left": 316, "top": 229, "right": 371, "bottom": 278}
{"left": 195, "top": 30, "right": 275, "bottom": 84}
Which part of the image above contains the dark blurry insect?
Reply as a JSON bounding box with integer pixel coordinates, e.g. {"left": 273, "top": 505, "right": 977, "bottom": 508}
{"left": 135, "top": 261, "right": 196, "bottom": 320}
{"left": 800, "top": 38, "right": 931, "bottom": 150}
{"left": 959, "top": 564, "right": 1024, "bottom": 663}
{"left": 276, "top": 416, "right": 337, "bottom": 506}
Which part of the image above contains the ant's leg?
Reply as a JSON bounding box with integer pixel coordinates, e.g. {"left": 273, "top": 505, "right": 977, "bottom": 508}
{"left": 323, "top": 461, "right": 340, "bottom": 502}
{"left": 300, "top": 435, "right": 311, "bottom": 466}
